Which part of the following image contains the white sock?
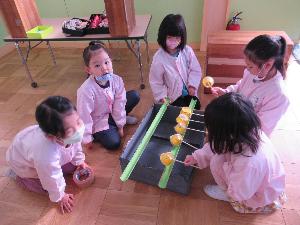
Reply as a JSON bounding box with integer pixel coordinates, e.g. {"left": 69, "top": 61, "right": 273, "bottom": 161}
{"left": 203, "top": 184, "right": 229, "bottom": 202}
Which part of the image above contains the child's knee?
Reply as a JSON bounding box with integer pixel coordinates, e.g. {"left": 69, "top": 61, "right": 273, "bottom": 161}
{"left": 129, "top": 90, "right": 140, "bottom": 104}
{"left": 105, "top": 139, "right": 121, "bottom": 150}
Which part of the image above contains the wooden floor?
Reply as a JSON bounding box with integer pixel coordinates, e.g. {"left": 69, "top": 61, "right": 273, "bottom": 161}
{"left": 0, "top": 46, "right": 299, "bottom": 225}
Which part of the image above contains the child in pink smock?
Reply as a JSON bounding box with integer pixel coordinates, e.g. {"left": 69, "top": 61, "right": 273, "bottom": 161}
{"left": 149, "top": 14, "right": 202, "bottom": 109}
{"left": 211, "top": 35, "right": 289, "bottom": 136}
{"left": 184, "top": 93, "right": 286, "bottom": 213}
{"left": 6, "top": 96, "right": 90, "bottom": 214}
{"left": 77, "top": 41, "right": 140, "bottom": 150}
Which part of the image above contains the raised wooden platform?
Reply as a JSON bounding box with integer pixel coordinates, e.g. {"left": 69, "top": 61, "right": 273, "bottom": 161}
{"left": 207, "top": 31, "right": 294, "bottom": 84}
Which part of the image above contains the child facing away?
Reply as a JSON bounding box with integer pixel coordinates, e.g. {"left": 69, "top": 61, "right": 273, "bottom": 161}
{"left": 184, "top": 93, "right": 286, "bottom": 213}
{"left": 211, "top": 34, "right": 290, "bottom": 136}
{"left": 6, "top": 96, "right": 90, "bottom": 214}
{"left": 77, "top": 41, "right": 140, "bottom": 150}
{"left": 149, "top": 14, "right": 202, "bottom": 109}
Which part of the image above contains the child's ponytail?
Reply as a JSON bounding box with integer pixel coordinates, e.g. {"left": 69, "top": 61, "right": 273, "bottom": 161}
{"left": 273, "top": 36, "right": 286, "bottom": 78}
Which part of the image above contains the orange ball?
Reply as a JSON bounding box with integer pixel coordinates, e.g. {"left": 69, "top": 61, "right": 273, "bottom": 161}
{"left": 202, "top": 76, "right": 214, "bottom": 88}
{"left": 174, "top": 123, "right": 187, "bottom": 135}
{"left": 160, "top": 152, "right": 175, "bottom": 166}
{"left": 176, "top": 114, "right": 189, "bottom": 125}
{"left": 180, "top": 107, "right": 192, "bottom": 117}
{"left": 170, "top": 134, "right": 183, "bottom": 146}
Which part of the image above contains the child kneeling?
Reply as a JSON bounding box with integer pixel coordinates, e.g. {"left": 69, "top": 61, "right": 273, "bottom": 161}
{"left": 185, "top": 93, "right": 286, "bottom": 213}
{"left": 6, "top": 96, "right": 90, "bottom": 214}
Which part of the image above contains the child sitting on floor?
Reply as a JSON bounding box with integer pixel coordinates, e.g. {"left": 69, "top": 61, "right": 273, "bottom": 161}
{"left": 185, "top": 93, "right": 286, "bottom": 213}
{"left": 6, "top": 96, "right": 90, "bottom": 214}
{"left": 77, "top": 41, "right": 140, "bottom": 150}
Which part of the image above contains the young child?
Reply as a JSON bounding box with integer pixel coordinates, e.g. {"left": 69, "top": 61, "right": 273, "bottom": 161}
{"left": 211, "top": 34, "right": 290, "bottom": 136}
{"left": 184, "top": 93, "right": 286, "bottom": 213}
{"left": 6, "top": 96, "right": 89, "bottom": 214}
{"left": 149, "top": 14, "right": 202, "bottom": 109}
{"left": 77, "top": 41, "right": 140, "bottom": 150}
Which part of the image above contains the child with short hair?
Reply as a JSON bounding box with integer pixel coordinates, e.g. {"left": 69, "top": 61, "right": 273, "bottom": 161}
{"left": 211, "top": 35, "right": 290, "bottom": 136}
{"left": 149, "top": 14, "right": 202, "bottom": 109}
{"left": 6, "top": 96, "right": 89, "bottom": 214}
{"left": 77, "top": 41, "right": 140, "bottom": 150}
{"left": 185, "top": 93, "right": 286, "bottom": 213}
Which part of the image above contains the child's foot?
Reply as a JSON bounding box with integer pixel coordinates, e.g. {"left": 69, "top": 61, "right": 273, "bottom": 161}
{"left": 126, "top": 115, "right": 138, "bottom": 125}
{"left": 203, "top": 184, "right": 229, "bottom": 202}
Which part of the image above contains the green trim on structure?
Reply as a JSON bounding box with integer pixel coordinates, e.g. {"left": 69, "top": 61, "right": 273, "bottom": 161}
{"left": 158, "top": 99, "right": 197, "bottom": 189}
{"left": 120, "top": 99, "right": 170, "bottom": 182}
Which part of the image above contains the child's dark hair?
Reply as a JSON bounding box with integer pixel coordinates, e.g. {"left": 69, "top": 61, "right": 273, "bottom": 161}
{"left": 244, "top": 34, "right": 287, "bottom": 78}
{"left": 35, "top": 96, "right": 76, "bottom": 138}
{"left": 204, "top": 93, "right": 261, "bottom": 155}
{"left": 157, "top": 14, "right": 187, "bottom": 52}
{"left": 82, "top": 41, "right": 108, "bottom": 66}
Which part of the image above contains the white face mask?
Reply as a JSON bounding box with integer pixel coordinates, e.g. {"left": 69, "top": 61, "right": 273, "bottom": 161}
{"left": 95, "top": 73, "right": 112, "bottom": 85}
{"left": 63, "top": 124, "right": 85, "bottom": 145}
{"left": 253, "top": 64, "right": 267, "bottom": 82}
{"left": 166, "top": 39, "right": 181, "bottom": 50}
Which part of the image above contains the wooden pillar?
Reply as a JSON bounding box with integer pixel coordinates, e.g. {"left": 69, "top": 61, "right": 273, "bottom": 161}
{"left": 104, "top": 0, "right": 136, "bottom": 37}
{"left": 0, "top": 0, "right": 41, "bottom": 38}
{"left": 200, "top": 0, "right": 230, "bottom": 52}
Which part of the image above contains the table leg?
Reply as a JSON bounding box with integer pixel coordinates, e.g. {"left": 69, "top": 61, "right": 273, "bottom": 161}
{"left": 144, "top": 32, "right": 150, "bottom": 64}
{"left": 47, "top": 41, "right": 57, "bottom": 66}
{"left": 14, "top": 42, "right": 37, "bottom": 88}
{"left": 125, "top": 40, "right": 137, "bottom": 57}
{"left": 135, "top": 40, "right": 145, "bottom": 89}
{"left": 125, "top": 40, "right": 145, "bottom": 89}
{"left": 25, "top": 41, "right": 31, "bottom": 62}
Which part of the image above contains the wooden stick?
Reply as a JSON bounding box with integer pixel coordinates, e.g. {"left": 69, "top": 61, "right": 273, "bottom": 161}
{"left": 189, "top": 119, "right": 204, "bottom": 123}
{"left": 192, "top": 112, "right": 204, "bottom": 116}
{"left": 186, "top": 127, "right": 206, "bottom": 133}
{"left": 174, "top": 159, "right": 201, "bottom": 169}
{"left": 182, "top": 141, "right": 198, "bottom": 150}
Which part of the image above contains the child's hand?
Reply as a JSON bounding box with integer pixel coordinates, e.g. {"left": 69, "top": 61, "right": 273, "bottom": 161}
{"left": 83, "top": 142, "right": 93, "bottom": 150}
{"left": 159, "top": 98, "right": 166, "bottom": 103}
{"left": 60, "top": 193, "right": 74, "bottom": 214}
{"left": 77, "top": 162, "right": 91, "bottom": 171}
{"left": 188, "top": 86, "right": 196, "bottom": 96}
{"left": 211, "top": 87, "right": 226, "bottom": 97}
{"left": 118, "top": 127, "right": 124, "bottom": 137}
{"left": 184, "top": 155, "right": 198, "bottom": 166}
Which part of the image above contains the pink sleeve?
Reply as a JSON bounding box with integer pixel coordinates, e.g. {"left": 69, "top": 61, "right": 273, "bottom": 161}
{"left": 71, "top": 143, "right": 85, "bottom": 166}
{"left": 35, "top": 154, "right": 66, "bottom": 202}
{"left": 149, "top": 55, "right": 168, "bottom": 102}
{"left": 77, "top": 88, "right": 94, "bottom": 144}
{"left": 112, "top": 78, "right": 126, "bottom": 128}
{"left": 191, "top": 143, "right": 214, "bottom": 169}
{"left": 187, "top": 47, "right": 202, "bottom": 90}
{"left": 257, "top": 93, "right": 289, "bottom": 136}
{"left": 225, "top": 80, "right": 241, "bottom": 93}
{"left": 225, "top": 163, "right": 264, "bottom": 202}
{"left": 225, "top": 69, "right": 248, "bottom": 93}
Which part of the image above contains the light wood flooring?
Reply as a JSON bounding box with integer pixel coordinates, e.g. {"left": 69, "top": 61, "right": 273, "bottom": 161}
{"left": 0, "top": 46, "right": 299, "bottom": 225}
